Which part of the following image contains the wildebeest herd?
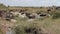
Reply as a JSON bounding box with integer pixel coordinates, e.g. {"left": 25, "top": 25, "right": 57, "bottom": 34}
{"left": 0, "top": 9, "right": 50, "bottom": 22}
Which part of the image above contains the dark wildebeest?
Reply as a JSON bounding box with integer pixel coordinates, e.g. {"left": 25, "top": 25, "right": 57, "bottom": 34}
{"left": 26, "top": 13, "right": 35, "bottom": 19}
{"left": 56, "top": 7, "right": 60, "bottom": 10}
{"left": 5, "top": 12, "right": 14, "bottom": 21}
{"left": 0, "top": 10, "right": 6, "bottom": 18}
{"left": 36, "top": 12, "right": 47, "bottom": 17}
{"left": 36, "top": 12, "right": 41, "bottom": 15}
{"left": 19, "top": 10, "right": 25, "bottom": 13}
{"left": 40, "top": 14, "right": 46, "bottom": 17}
{"left": 47, "top": 9, "right": 51, "bottom": 11}
{"left": 19, "top": 9, "right": 28, "bottom": 13}
{"left": 0, "top": 10, "right": 3, "bottom": 17}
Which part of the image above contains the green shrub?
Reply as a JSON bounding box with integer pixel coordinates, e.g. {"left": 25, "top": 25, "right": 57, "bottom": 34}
{"left": 15, "top": 26, "right": 20, "bottom": 34}
{"left": 15, "top": 26, "right": 26, "bottom": 34}
{"left": 52, "top": 12, "right": 60, "bottom": 19}
{"left": 0, "top": 28, "right": 2, "bottom": 34}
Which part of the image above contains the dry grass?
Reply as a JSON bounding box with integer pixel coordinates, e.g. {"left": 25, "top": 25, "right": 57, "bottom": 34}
{"left": 0, "top": 6, "right": 60, "bottom": 34}
{"left": 14, "top": 17, "right": 60, "bottom": 34}
{"left": 0, "top": 14, "right": 60, "bottom": 34}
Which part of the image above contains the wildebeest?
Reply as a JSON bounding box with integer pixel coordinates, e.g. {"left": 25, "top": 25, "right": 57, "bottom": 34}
{"left": 40, "top": 14, "right": 47, "bottom": 17}
{"left": 19, "top": 12, "right": 26, "bottom": 18}
{"left": 36, "top": 12, "right": 41, "bottom": 15}
{"left": 24, "top": 27, "right": 48, "bottom": 34}
{"left": 19, "top": 9, "right": 26, "bottom": 13}
{"left": 5, "top": 13, "right": 17, "bottom": 23}
{"left": 26, "top": 13, "right": 35, "bottom": 19}
{"left": 5, "top": 12, "right": 14, "bottom": 21}
{"left": 9, "top": 10, "right": 19, "bottom": 16}
{"left": 55, "top": 7, "right": 60, "bottom": 9}
{"left": 36, "top": 12, "right": 47, "bottom": 17}
{"left": 0, "top": 10, "right": 6, "bottom": 18}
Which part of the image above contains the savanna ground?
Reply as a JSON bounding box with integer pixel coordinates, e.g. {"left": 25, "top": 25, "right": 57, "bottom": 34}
{"left": 0, "top": 4, "right": 60, "bottom": 34}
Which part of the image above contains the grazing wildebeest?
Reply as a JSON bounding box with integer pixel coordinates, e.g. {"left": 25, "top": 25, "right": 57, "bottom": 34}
{"left": 24, "top": 27, "right": 48, "bottom": 34}
{"left": 40, "top": 14, "right": 47, "bottom": 17}
{"left": 36, "top": 12, "right": 41, "bottom": 15}
{"left": 18, "top": 12, "right": 27, "bottom": 18}
{"left": 47, "top": 9, "right": 51, "bottom": 11}
{"left": 19, "top": 10, "right": 25, "bottom": 13}
{"left": 5, "top": 12, "right": 14, "bottom": 21}
{"left": 9, "top": 11, "right": 19, "bottom": 17}
{"left": 5, "top": 12, "right": 17, "bottom": 23}
{"left": 18, "top": 9, "right": 28, "bottom": 18}
{"left": 14, "top": 11, "right": 19, "bottom": 16}
{"left": 56, "top": 7, "right": 60, "bottom": 10}
{"left": 0, "top": 10, "right": 6, "bottom": 19}
{"left": 19, "top": 9, "right": 27, "bottom": 13}
{"left": 36, "top": 12, "right": 47, "bottom": 17}
{"left": 26, "top": 13, "right": 35, "bottom": 19}
{"left": 32, "top": 13, "right": 40, "bottom": 19}
{"left": 47, "top": 9, "right": 52, "bottom": 13}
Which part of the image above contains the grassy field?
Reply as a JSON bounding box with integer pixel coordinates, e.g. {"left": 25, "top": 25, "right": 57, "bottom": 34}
{"left": 0, "top": 16, "right": 60, "bottom": 34}
{"left": 0, "top": 15, "right": 60, "bottom": 34}
{"left": 0, "top": 4, "right": 60, "bottom": 34}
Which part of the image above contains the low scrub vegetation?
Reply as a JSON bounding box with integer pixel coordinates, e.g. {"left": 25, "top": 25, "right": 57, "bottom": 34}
{"left": 0, "top": 28, "right": 2, "bottom": 34}
{"left": 52, "top": 12, "right": 60, "bottom": 19}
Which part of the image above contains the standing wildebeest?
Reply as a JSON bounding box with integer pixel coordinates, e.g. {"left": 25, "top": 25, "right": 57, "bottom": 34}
{"left": 18, "top": 9, "right": 28, "bottom": 18}
{"left": 19, "top": 12, "right": 27, "bottom": 18}
{"left": 0, "top": 10, "right": 6, "bottom": 18}
{"left": 9, "top": 10, "right": 19, "bottom": 17}
{"left": 19, "top": 9, "right": 27, "bottom": 13}
{"left": 25, "top": 13, "right": 36, "bottom": 19}
{"left": 37, "top": 12, "right": 47, "bottom": 17}
{"left": 40, "top": 13, "right": 47, "bottom": 17}
{"left": 5, "top": 12, "right": 17, "bottom": 23}
{"left": 19, "top": 10, "right": 25, "bottom": 13}
{"left": 5, "top": 12, "right": 14, "bottom": 21}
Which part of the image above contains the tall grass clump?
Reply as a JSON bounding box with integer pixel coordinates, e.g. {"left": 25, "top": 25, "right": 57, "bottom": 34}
{"left": 15, "top": 26, "right": 26, "bottom": 34}
{"left": 0, "top": 28, "right": 2, "bottom": 34}
{"left": 14, "top": 21, "right": 38, "bottom": 34}
{"left": 52, "top": 12, "right": 60, "bottom": 19}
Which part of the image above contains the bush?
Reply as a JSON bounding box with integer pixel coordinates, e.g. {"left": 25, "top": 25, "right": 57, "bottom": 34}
{"left": 15, "top": 26, "right": 26, "bottom": 34}
{"left": 0, "top": 28, "right": 2, "bottom": 34}
{"left": 52, "top": 12, "right": 60, "bottom": 19}
{"left": 15, "top": 26, "right": 20, "bottom": 34}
